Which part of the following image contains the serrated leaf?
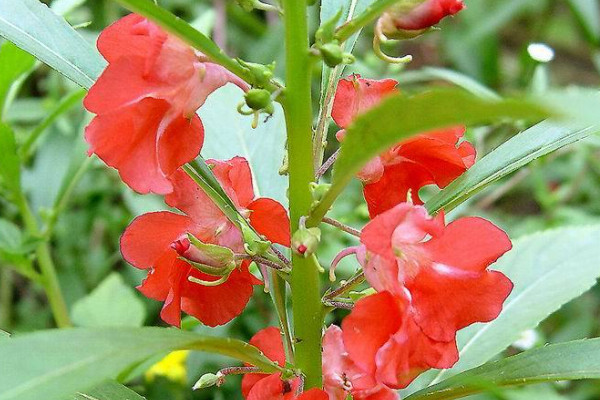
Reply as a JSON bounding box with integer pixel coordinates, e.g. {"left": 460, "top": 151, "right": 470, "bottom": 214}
{"left": 404, "top": 225, "right": 600, "bottom": 394}
{"left": 0, "top": 0, "right": 105, "bottom": 89}
{"left": 71, "top": 273, "right": 147, "bottom": 328}
{"left": 72, "top": 381, "right": 146, "bottom": 400}
{"left": 405, "top": 339, "right": 600, "bottom": 400}
{"left": 309, "top": 89, "right": 550, "bottom": 224}
{"left": 425, "top": 121, "right": 595, "bottom": 214}
{"left": 0, "top": 327, "right": 283, "bottom": 400}
{"left": 0, "top": 122, "right": 21, "bottom": 194}
{"left": 198, "top": 84, "right": 288, "bottom": 205}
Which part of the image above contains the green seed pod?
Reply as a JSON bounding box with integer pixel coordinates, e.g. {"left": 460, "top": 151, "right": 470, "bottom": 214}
{"left": 291, "top": 227, "right": 321, "bottom": 257}
{"left": 319, "top": 43, "right": 345, "bottom": 67}
{"left": 245, "top": 88, "right": 272, "bottom": 111}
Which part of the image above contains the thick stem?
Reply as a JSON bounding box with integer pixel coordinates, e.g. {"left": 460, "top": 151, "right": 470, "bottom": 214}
{"left": 281, "top": 0, "right": 323, "bottom": 389}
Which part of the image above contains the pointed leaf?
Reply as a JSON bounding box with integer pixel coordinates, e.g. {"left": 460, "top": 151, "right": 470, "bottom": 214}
{"left": 72, "top": 381, "right": 146, "bottom": 400}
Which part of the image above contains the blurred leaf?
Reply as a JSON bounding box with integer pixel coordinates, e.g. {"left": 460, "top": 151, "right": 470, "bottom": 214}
{"left": 0, "top": 327, "right": 284, "bottom": 400}
{"left": 309, "top": 90, "right": 550, "bottom": 224}
{"left": 405, "top": 338, "right": 600, "bottom": 400}
{"left": 0, "top": 122, "right": 21, "bottom": 194}
{"left": 0, "top": 41, "right": 35, "bottom": 114}
{"left": 0, "top": 219, "right": 23, "bottom": 255}
{"left": 72, "top": 381, "right": 146, "bottom": 400}
{"left": 568, "top": 0, "right": 600, "bottom": 45}
{"left": 198, "top": 84, "right": 288, "bottom": 205}
{"left": 0, "top": 0, "right": 105, "bottom": 89}
{"left": 405, "top": 225, "right": 600, "bottom": 393}
{"left": 425, "top": 121, "right": 596, "bottom": 214}
{"left": 51, "top": 0, "right": 87, "bottom": 16}
{"left": 0, "top": 330, "right": 9, "bottom": 340}
{"left": 71, "top": 273, "right": 147, "bottom": 328}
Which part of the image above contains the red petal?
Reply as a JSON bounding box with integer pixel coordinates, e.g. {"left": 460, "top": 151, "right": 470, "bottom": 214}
{"left": 180, "top": 261, "right": 257, "bottom": 327}
{"left": 120, "top": 211, "right": 194, "bottom": 270}
{"left": 297, "top": 389, "right": 329, "bottom": 400}
{"left": 248, "top": 198, "right": 291, "bottom": 246}
{"left": 342, "top": 292, "right": 404, "bottom": 375}
{"left": 249, "top": 326, "right": 286, "bottom": 365}
{"left": 137, "top": 251, "right": 177, "bottom": 301}
{"left": 425, "top": 217, "right": 512, "bottom": 272}
{"left": 332, "top": 75, "right": 397, "bottom": 129}
{"left": 85, "top": 98, "right": 202, "bottom": 194}
{"left": 209, "top": 157, "right": 255, "bottom": 208}
{"left": 410, "top": 264, "right": 513, "bottom": 342}
{"left": 246, "top": 374, "right": 299, "bottom": 400}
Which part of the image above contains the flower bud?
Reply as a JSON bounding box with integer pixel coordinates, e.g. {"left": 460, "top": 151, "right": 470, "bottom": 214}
{"left": 292, "top": 227, "right": 321, "bottom": 257}
{"left": 245, "top": 88, "right": 272, "bottom": 111}
{"left": 193, "top": 373, "right": 219, "bottom": 390}
{"left": 319, "top": 43, "right": 345, "bottom": 67}
{"left": 172, "top": 234, "right": 236, "bottom": 275}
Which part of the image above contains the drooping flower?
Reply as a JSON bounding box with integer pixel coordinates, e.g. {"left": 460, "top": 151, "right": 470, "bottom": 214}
{"left": 377, "top": 0, "right": 465, "bottom": 39}
{"left": 84, "top": 14, "right": 247, "bottom": 194}
{"left": 331, "top": 75, "right": 475, "bottom": 217}
{"left": 242, "top": 327, "right": 301, "bottom": 400}
{"left": 120, "top": 157, "right": 290, "bottom": 327}
{"left": 341, "top": 291, "right": 458, "bottom": 389}
{"left": 323, "top": 325, "right": 399, "bottom": 399}
{"left": 360, "top": 203, "right": 513, "bottom": 343}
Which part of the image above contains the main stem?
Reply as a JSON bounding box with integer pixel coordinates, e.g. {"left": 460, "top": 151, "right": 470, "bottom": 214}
{"left": 281, "top": 0, "right": 323, "bottom": 389}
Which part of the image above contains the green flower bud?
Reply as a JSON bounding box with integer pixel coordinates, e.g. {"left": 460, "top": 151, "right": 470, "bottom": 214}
{"left": 291, "top": 227, "right": 321, "bottom": 257}
{"left": 240, "top": 222, "right": 271, "bottom": 256}
{"left": 193, "top": 373, "right": 219, "bottom": 390}
{"left": 245, "top": 88, "right": 272, "bottom": 111}
{"left": 319, "top": 43, "right": 345, "bottom": 67}
{"left": 238, "top": 60, "right": 275, "bottom": 87}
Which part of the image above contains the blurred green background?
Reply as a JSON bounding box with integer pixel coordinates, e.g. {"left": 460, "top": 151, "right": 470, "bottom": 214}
{"left": 1, "top": 0, "right": 600, "bottom": 399}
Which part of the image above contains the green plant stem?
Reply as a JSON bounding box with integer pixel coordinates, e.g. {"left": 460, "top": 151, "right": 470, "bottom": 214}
{"left": 16, "top": 193, "right": 71, "bottom": 328}
{"left": 281, "top": 0, "right": 323, "bottom": 389}
{"left": 0, "top": 268, "right": 13, "bottom": 329}
{"left": 334, "top": 0, "right": 426, "bottom": 43}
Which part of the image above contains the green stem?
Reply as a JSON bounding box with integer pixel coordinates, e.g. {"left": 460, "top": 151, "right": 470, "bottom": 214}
{"left": 334, "top": 0, "right": 426, "bottom": 43}
{"left": 281, "top": 0, "right": 323, "bottom": 389}
{"left": 16, "top": 193, "right": 71, "bottom": 328}
{"left": 0, "top": 269, "right": 13, "bottom": 329}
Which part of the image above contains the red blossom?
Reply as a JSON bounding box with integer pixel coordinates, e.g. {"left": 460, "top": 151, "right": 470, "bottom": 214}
{"left": 84, "top": 14, "right": 247, "bottom": 194}
{"left": 387, "top": 0, "right": 465, "bottom": 31}
{"left": 360, "top": 203, "right": 514, "bottom": 343}
{"left": 331, "top": 75, "right": 475, "bottom": 217}
{"left": 120, "top": 157, "right": 290, "bottom": 327}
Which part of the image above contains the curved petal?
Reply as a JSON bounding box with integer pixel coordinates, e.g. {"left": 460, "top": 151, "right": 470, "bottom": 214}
{"left": 297, "top": 389, "right": 329, "bottom": 400}
{"left": 246, "top": 373, "right": 299, "bottom": 400}
{"left": 121, "top": 211, "right": 194, "bottom": 270}
{"left": 158, "top": 113, "right": 204, "bottom": 176}
{"left": 248, "top": 198, "right": 291, "bottom": 246}
{"left": 332, "top": 75, "right": 398, "bottom": 129}
{"left": 209, "top": 157, "right": 255, "bottom": 208}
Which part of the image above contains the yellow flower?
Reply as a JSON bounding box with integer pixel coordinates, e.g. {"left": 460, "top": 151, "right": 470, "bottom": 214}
{"left": 145, "top": 350, "right": 189, "bottom": 384}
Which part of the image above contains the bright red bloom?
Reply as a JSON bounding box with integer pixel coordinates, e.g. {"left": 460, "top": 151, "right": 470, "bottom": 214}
{"left": 242, "top": 327, "right": 300, "bottom": 400}
{"left": 384, "top": 0, "right": 465, "bottom": 32}
{"left": 331, "top": 75, "right": 475, "bottom": 217}
{"left": 323, "top": 325, "right": 399, "bottom": 399}
{"left": 360, "top": 203, "right": 513, "bottom": 343}
{"left": 84, "top": 14, "right": 246, "bottom": 194}
{"left": 120, "top": 157, "right": 290, "bottom": 327}
{"left": 296, "top": 389, "right": 329, "bottom": 400}
{"left": 341, "top": 292, "right": 458, "bottom": 389}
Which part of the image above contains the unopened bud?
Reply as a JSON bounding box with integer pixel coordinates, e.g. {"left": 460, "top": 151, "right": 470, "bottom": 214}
{"left": 193, "top": 373, "right": 219, "bottom": 390}
{"left": 319, "top": 43, "right": 345, "bottom": 67}
{"left": 174, "top": 234, "right": 236, "bottom": 276}
{"left": 245, "top": 88, "right": 272, "bottom": 111}
{"left": 292, "top": 227, "right": 321, "bottom": 257}
{"left": 238, "top": 60, "right": 275, "bottom": 88}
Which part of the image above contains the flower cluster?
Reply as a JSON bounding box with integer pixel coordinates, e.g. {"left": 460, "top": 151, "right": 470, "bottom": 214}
{"left": 86, "top": 15, "right": 289, "bottom": 327}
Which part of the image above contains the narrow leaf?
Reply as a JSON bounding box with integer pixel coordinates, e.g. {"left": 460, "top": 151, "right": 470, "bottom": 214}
{"left": 0, "top": 122, "right": 21, "bottom": 194}
{"left": 405, "top": 339, "right": 600, "bottom": 400}
{"left": 0, "top": 0, "right": 105, "bottom": 89}
{"left": 425, "top": 121, "right": 595, "bottom": 214}
{"left": 73, "top": 381, "right": 146, "bottom": 400}
{"left": 0, "top": 327, "right": 283, "bottom": 400}
{"left": 308, "top": 89, "right": 550, "bottom": 225}
{"left": 405, "top": 225, "right": 600, "bottom": 393}
{"left": 0, "top": 41, "right": 35, "bottom": 113}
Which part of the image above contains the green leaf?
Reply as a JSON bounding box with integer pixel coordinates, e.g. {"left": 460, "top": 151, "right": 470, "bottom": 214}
{"left": 198, "top": 84, "right": 288, "bottom": 205}
{"left": 72, "top": 381, "right": 146, "bottom": 400}
{"left": 405, "top": 339, "right": 600, "bottom": 400}
{"left": 404, "top": 225, "right": 600, "bottom": 394}
{"left": 568, "top": 0, "right": 600, "bottom": 45}
{"left": 0, "top": 122, "right": 21, "bottom": 194}
{"left": 0, "top": 219, "right": 23, "bottom": 255}
{"left": 0, "top": 41, "right": 35, "bottom": 114}
{"left": 71, "top": 273, "right": 147, "bottom": 328}
{"left": 425, "top": 121, "right": 595, "bottom": 214}
{"left": 308, "top": 89, "right": 550, "bottom": 224}
{"left": 0, "top": 327, "right": 284, "bottom": 400}
{"left": 0, "top": 0, "right": 105, "bottom": 89}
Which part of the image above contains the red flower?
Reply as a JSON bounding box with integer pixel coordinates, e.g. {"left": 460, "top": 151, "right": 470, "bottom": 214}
{"left": 377, "top": 0, "right": 465, "bottom": 40}
{"left": 84, "top": 14, "right": 247, "bottom": 194}
{"left": 323, "top": 325, "right": 399, "bottom": 399}
{"left": 360, "top": 203, "right": 513, "bottom": 343}
{"left": 296, "top": 389, "right": 329, "bottom": 400}
{"left": 120, "top": 157, "right": 290, "bottom": 327}
{"left": 242, "top": 327, "right": 301, "bottom": 400}
{"left": 341, "top": 292, "right": 458, "bottom": 389}
{"left": 331, "top": 75, "right": 475, "bottom": 217}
